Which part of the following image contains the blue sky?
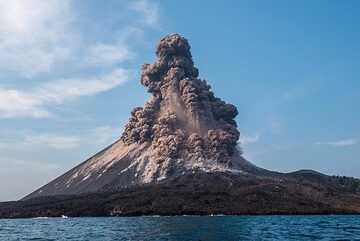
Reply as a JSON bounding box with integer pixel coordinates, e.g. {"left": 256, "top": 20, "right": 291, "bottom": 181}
{"left": 0, "top": 0, "right": 359, "bottom": 201}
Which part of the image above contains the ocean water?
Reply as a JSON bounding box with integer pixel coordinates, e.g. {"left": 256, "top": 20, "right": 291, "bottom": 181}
{"left": 0, "top": 215, "right": 359, "bottom": 240}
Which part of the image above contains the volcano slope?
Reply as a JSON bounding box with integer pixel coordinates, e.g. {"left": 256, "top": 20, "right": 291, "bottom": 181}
{"left": 1, "top": 34, "right": 359, "bottom": 218}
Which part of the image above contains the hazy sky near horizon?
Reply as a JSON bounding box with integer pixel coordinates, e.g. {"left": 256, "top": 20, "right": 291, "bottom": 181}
{"left": 0, "top": 0, "right": 359, "bottom": 201}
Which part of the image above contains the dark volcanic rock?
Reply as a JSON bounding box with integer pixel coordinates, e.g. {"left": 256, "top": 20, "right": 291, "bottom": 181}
{"left": 1, "top": 172, "right": 360, "bottom": 218}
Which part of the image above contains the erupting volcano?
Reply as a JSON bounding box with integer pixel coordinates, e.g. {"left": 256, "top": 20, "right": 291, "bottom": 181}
{"left": 10, "top": 34, "right": 358, "bottom": 217}
{"left": 24, "top": 34, "right": 257, "bottom": 200}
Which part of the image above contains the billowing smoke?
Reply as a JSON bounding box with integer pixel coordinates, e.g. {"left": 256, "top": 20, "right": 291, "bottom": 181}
{"left": 121, "top": 34, "right": 240, "bottom": 165}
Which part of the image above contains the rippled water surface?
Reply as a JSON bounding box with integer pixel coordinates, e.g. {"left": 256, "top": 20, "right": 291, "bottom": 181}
{"left": 0, "top": 215, "right": 359, "bottom": 240}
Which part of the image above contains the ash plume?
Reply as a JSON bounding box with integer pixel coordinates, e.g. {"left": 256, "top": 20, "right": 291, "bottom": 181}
{"left": 121, "top": 34, "right": 240, "bottom": 165}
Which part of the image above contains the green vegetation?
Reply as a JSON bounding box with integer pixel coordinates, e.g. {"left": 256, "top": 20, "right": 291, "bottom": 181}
{"left": 332, "top": 175, "right": 360, "bottom": 192}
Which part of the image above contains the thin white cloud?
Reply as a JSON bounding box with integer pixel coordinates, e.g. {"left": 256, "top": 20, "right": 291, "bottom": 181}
{"left": 239, "top": 132, "right": 261, "bottom": 145}
{"left": 83, "top": 43, "right": 134, "bottom": 67}
{"left": 243, "top": 144, "right": 294, "bottom": 160}
{"left": 0, "top": 155, "right": 61, "bottom": 173}
{"left": 39, "top": 68, "right": 128, "bottom": 103}
{"left": 314, "top": 138, "right": 357, "bottom": 147}
{"left": 264, "top": 80, "right": 319, "bottom": 130}
{"left": 0, "top": 0, "right": 76, "bottom": 77}
{"left": 24, "top": 134, "right": 81, "bottom": 149}
{"left": 268, "top": 120, "right": 282, "bottom": 134}
{"left": 0, "top": 68, "right": 129, "bottom": 118}
{"left": 87, "top": 126, "right": 123, "bottom": 146}
{"left": 0, "top": 126, "right": 121, "bottom": 150}
{"left": 0, "top": 134, "right": 80, "bottom": 150}
{"left": 280, "top": 80, "right": 321, "bottom": 102}
{"left": 131, "top": 0, "right": 160, "bottom": 27}
{"left": 0, "top": 89, "right": 51, "bottom": 118}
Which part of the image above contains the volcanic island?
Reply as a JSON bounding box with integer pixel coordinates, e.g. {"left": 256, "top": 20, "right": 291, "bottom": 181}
{"left": 1, "top": 34, "right": 359, "bottom": 218}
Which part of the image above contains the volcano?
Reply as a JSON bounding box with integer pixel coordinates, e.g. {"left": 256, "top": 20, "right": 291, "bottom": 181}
{"left": 23, "top": 33, "right": 259, "bottom": 200}
{"left": 1, "top": 34, "right": 359, "bottom": 218}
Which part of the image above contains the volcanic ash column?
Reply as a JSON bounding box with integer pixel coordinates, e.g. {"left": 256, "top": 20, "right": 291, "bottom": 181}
{"left": 120, "top": 34, "right": 241, "bottom": 180}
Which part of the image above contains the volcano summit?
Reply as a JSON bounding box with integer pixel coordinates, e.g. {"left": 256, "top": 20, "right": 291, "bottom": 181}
{"left": 2, "top": 34, "right": 359, "bottom": 217}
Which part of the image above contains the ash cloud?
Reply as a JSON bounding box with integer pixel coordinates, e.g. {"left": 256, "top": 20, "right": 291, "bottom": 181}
{"left": 121, "top": 34, "right": 240, "bottom": 165}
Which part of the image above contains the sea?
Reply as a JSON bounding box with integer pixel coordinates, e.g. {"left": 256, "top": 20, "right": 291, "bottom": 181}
{"left": 0, "top": 215, "right": 359, "bottom": 240}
